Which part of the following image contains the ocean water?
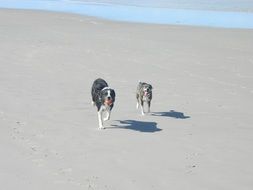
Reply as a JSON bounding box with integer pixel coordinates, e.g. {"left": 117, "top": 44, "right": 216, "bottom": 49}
{"left": 0, "top": 0, "right": 253, "bottom": 28}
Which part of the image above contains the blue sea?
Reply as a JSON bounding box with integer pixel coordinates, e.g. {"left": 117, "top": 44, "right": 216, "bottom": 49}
{"left": 0, "top": 0, "right": 253, "bottom": 28}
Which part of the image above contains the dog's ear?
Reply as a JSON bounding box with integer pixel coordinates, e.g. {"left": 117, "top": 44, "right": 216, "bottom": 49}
{"left": 111, "top": 89, "right": 116, "bottom": 98}
{"left": 150, "top": 85, "right": 153, "bottom": 90}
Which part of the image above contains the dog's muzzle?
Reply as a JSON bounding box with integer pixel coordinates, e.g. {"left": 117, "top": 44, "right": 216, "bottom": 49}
{"left": 105, "top": 97, "right": 113, "bottom": 106}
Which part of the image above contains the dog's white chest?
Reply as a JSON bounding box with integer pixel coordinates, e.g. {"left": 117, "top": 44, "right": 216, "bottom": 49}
{"left": 142, "top": 95, "right": 150, "bottom": 102}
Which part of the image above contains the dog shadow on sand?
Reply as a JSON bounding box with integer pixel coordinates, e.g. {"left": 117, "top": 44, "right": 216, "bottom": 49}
{"left": 151, "top": 110, "right": 190, "bottom": 119}
{"left": 110, "top": 120, "right": 162, "bottom": 133}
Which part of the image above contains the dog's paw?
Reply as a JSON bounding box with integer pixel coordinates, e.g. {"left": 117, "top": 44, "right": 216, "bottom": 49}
{"left": 98, "top": 126, "right": 105, "bottom": 130}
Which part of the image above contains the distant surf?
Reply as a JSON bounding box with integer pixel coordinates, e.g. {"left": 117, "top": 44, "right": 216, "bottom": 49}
{"left": 0, "top": 0, "right": 253, "bottom": 28}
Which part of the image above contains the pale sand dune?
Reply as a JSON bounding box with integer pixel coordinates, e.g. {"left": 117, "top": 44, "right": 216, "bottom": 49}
{"left": 0, "top": 9, "right": 253, "bottom": 190}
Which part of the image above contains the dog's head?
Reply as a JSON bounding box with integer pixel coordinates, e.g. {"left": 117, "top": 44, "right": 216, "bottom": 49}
{"left": 142, "top": 83, "right": 153, "bottom": 97}
{"left": 100, "top": 87, "right": 116, "bottom": 106}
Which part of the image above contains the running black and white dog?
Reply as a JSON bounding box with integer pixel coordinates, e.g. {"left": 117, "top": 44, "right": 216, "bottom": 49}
{"left": 91, "top": 78, "right": 116, "bottom": 129}
{"left": 136, "top": 81, "right": 153, "bottom": 115}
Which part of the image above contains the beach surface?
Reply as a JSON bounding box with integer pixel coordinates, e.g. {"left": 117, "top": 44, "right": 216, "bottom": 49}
{"left": 0, "top": 9, "right": 253, "bottom": 190}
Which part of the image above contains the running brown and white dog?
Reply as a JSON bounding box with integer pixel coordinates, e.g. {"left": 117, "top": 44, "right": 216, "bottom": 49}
{"left": 91, "top": 78, "right": 116, "bottom": 129}
{"left": 136, "top": 81, "right": 153, "bottom": 115}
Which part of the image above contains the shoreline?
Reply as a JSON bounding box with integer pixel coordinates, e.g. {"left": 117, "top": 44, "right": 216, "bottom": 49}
{"left": 1, "top": 9, "right": 253, "bottom": 190}
{"left": 0, "top": 1, "right": 253, "bottom": 29}
{"left": 1, "top": 7, "right": 253, "bottom": 30}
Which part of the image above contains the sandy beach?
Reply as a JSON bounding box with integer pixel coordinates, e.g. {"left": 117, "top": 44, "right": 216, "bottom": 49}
{"left": 0, "top": 9, "right": 253, "bottom": 190}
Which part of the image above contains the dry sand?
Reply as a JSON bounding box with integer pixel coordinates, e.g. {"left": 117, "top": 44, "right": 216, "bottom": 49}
{"left": 0, "top": 9, "right": 253, "bottom": 190}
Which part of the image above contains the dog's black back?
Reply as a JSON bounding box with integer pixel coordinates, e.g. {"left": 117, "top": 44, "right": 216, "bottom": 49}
{"left": 91, "top": 78, "right": 108, "bottom": 110}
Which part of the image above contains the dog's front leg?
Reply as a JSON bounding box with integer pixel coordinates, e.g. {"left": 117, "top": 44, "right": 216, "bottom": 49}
{"left": 103, "top": 110, "right": 111, "bottom": 121}
{"left": 97, "top": 109, "right": 105, "bottom": 129}
{"left": 140, "top": 100, "right": 145, "bottom": 115}
{"left": 136, "top": 100, "right": 139, "bottom": 109}
{"left": 147, "top": 101, "right": 151, "bottom": 113}
{"left": 136, "top": 95, "right": 140, "bottom": 109}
